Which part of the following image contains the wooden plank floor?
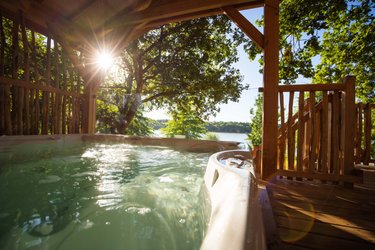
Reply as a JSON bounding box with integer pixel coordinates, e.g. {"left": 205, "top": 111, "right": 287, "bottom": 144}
{"left": 265, "top": 178, "right": 375, "bottom": 250}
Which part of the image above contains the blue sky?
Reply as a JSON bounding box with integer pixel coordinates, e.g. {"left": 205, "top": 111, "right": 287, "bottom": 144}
{"left": 145, "top": 7, "right": 312, "bottom": 122}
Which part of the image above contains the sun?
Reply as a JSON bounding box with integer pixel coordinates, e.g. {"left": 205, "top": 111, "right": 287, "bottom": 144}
{"left": 95, "top": 50, "right": 114, "bottom": 70}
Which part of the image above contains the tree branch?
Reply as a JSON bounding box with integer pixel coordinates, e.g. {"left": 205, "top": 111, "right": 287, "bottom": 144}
{"left": 143, "top": 54, "right": 160, "bottom": 73}
{"left": 142, "top": 91, "right": 179, "bottom": 103}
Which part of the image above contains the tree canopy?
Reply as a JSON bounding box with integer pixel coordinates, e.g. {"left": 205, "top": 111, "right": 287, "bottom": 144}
{"left": 244, "top": 0, "right": 374, "bottom": 103}
{"left": 161, "top": 108, "right": 207, "bottom": 139}
{"left": 97, "top": 15, "right": 247, "bottom": 134}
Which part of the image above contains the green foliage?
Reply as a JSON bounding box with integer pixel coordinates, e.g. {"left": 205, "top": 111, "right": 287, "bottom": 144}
{"left": 97, "top": 15, "right": 247, "bottom": 135}
{"left": 204, "top": 132, "right": 219, "bottom": 141}
{"left": 247, "top": 94, "right": 263, "bottom": 147}
{"left": 96, "top": 99, "right": 119, "bottom": 133}
{"left": 126, "top": 112, "right": 154, "bottom": 136}
{"left": 161, "top": 110, "right": 207, "bottom": 139}
{"left": 312, "top": 0, "right": 375, "bottom": 103}
{"left": 243, "top": 0, "right": 374, "bottom": 153}
{"left": 149, "top": 119, "right": 167, "bottom": 130}
{"left": 243, "top": 0, "right": 374, "bottom": 102}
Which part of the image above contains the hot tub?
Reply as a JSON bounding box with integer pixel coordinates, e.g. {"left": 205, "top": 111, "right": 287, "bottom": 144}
{"left": 0, "top": 135, "right": 264, "bottom": 250}
{"left": 201, "top": 150, "right": 266, "bottom": 250}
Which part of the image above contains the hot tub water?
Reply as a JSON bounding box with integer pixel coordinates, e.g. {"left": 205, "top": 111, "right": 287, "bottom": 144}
{"left": 0, "top": 142, "right": 210, "bottom": 250}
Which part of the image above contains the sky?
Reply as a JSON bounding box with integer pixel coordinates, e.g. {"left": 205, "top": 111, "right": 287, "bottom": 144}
{"left": 144, "top": 7, "right": 312, "bottom": 123}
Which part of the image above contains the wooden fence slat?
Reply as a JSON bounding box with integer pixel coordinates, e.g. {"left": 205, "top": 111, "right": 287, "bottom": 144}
{"left": 0, "top": 15, "right": 4, "bottom": 133}
{"left": 279, "top": 91, "right": 285, "bottom": 170}
{"left": 62, "top": 54, "right": 67, "bottom": 134}
{"left": 1, "top": 19, "right": 11, "bottom": 135}
{"left": 315, "top": 94, "right": 321, "bottom": 171}
{"left": 42, "top": 36, "right": 51, "bottom": 134}
{"left": 332, "top": 92, "right": 340, "bottom": 175}
{"left": 304, "top": 98, "right": 310, "bottom": 169}
{"left": 76, "top": 73, "right": 81, "bottom": 133}
{"left": 363, "top": 104, "right": 371, "bottom": 165}
{"left": 21, "top": 13, "right": 30, "bottom": 135}
{"left": 308, "top": 91, "right": 316, "bottom": 174}
{"left": 296, "top": 91, "right": 305, "bottom": 174}
{"left": 12, "top": 15, "right": 21, "bottom": 134}
{"left": 54, "top": 39, "right": 61, "bottom": 134}
{"left": 321, "top": 91, "right": 328, "bottom": 173}
{"left": 31, "top": 30, "right": 40, "bottom": 134}
{"left": 287, "top": 91, "right": 295, "bottom": 170}
{"left": 354, "top": 104, "right": 359, "bottom": 164}
{"left": 69, "top": 65, "right": 75, "bottom": 133}
{"left": 356, "top": 103, "right": 363, "bottom": 163}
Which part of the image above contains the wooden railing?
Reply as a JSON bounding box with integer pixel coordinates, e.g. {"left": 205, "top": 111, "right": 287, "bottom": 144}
{"left": 254, "top": 76, "right": 375, "bottom": 183}
{"left": 0, "top": 14, "right": 84, "bottom": 135}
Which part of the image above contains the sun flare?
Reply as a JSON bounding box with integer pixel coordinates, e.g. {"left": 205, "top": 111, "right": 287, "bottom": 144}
{"left": 95, "top": 51, "right": 114, "bottom": 70}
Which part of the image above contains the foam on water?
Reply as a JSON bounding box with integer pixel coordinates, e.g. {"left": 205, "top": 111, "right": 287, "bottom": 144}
{"left": 0, "top": 142, "right": 210, "bottom": 250}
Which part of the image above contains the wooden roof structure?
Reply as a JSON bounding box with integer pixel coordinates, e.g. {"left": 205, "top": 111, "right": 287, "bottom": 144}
{"left": 0, "top": 0, "right": 263, "bottom": 51}
{"left": 0, "top": 0, "right": 280, "bottom": 180}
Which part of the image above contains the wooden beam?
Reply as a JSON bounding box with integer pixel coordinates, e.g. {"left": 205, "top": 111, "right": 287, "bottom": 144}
{"left": 276, "top": 170, "right": 362, "bottom": 183}
{"left": 70, "top": 0, "right": 152, "bottom": 22}
{"left": 0, "top": 3, "right": 49, "bottom": 36}
{"left": 259, "top": 83, "right": 346, "bottom": 92}
{"left": 261, "top": 0, "right": 279, "bottom": 180}
{"left": 142, "top": 1, "right": 264, "bottom": 30}
{"left": 222, "top": 6, "right": 264, "bottom": 50}
{"left": 0, "top": 76, "right": 84, "bottom": 98}
{"left": 105, "top": 0, "right": 263, "bottom": 29}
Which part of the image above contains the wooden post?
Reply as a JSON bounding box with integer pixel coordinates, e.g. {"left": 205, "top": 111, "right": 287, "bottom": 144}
{"left": 343, "top": 76, "right": 355, "bottom": 180}
{"left": 261, "top": 0, "right": 279, "bottom": 180}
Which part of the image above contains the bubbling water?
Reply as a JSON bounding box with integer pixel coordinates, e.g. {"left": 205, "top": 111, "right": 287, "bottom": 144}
{"left": 0, "top": 143, "right": 210, "bottom": 250}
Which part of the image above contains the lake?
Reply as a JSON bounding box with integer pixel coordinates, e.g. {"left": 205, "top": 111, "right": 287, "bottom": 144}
{"left": 153, "top": 130, "right": 249, "bottom": 143}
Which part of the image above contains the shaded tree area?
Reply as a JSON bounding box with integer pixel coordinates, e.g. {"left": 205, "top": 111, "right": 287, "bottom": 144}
{"left": 97, "top": 15, "right": 247, "bottom": 135}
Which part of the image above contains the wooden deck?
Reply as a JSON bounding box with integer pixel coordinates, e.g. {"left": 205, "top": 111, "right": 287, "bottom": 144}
{"left": 263, "top": 178, "right": 375, "bottom": 250}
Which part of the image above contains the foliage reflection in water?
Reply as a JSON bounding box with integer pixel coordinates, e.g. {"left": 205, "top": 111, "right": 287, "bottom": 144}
{"left": 0, "top": 143, "right": 210, "bottom": 250}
